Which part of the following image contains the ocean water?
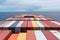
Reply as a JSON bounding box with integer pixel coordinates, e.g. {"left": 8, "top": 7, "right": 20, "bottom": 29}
{"left": 0, "top": 12, "right": 60, "bottom": 21}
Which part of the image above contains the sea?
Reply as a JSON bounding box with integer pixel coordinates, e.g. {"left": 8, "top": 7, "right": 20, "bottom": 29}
{"left": 0, "top": 12, "right": 60, "bottom": 21}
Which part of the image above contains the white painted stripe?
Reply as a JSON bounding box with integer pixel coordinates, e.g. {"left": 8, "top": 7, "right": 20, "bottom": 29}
{"left": 51, "top": 21, "right": 60, "bottom": 25}
{"left": 36, "top": 18, "right": 40, "bottom": 20}
{"left": 34, "top": 30, "right": 47, "bottom": 40}
{"left": 41, "top": 18, "right": 46, "bottom": 20}
{"left": 16, "top": 21, "right": 23, "bottom": 27}
{"left": 4, "top": 21, "right": 16, "bottom": 27}
{"left": 35, "top": 21, "right": 45, "bottom": 27}
{"left": 50, "top": 30, "right": 60, "bottom": 40}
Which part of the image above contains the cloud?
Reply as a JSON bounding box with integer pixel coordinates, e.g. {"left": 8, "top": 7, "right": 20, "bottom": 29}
{"left": 0, "top": 0, "right": 60, "bottom": 12}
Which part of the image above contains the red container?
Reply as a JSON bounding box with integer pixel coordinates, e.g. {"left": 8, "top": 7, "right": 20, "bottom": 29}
{"left": 42, "top": 30, "right": 58, "bottom": 40}
{"left": 0, "top": 30, "right": 12, "bottom": 40}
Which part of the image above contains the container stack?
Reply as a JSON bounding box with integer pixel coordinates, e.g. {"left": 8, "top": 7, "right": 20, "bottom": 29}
{"left": 0, "top": 14, "right": 60, "bottom": 40}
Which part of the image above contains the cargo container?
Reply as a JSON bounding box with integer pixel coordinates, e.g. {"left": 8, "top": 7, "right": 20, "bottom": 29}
{"left": 0, "top": 30, "right": 12, "bottom": 40}
{"left": 0, "top": 14, "right": 60, "bottom": 40}
{"left": 8, "top": 30, "right": 60, "bottom": 40}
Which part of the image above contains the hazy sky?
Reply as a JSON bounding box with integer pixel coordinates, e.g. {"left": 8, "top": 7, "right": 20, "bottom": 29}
{"left": 0, "top": 0, "right": 60, "bottom": 12}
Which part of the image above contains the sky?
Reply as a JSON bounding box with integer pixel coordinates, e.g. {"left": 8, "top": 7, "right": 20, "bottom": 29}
{"left": 0, "top": 0, "right": 60, "bottom": 12}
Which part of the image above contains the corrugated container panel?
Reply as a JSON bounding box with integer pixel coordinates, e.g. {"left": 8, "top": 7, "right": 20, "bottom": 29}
{"left": 4, "top": 21, "right": 19, "bottom": 33}
{"left": 6, "top": 18, "right": 19, "bottom": 21}
{"left": 0, "top": 21, "right": 12, "bottom": 27}
{"left": 36, "top": 18, "right": 47, "bottom": 21}
{"left": 34, "top": 30, "right": 60, "bottom": 40}
{"left": 1, "top": 14, "right": 60, "bottom": 40}
{"left": 35, "top": 17, "right": 54, "bottom": 21}
{"left": 20, "top": 18, "right": 28, "bottom": 21}
{"left": 27, "top": 21, "right": 33, "bottom": 30}
{"left": 21, "top": 21, "right": 27, "bottom": 27}
{"left": 41, "top": 21, "right": 60, "bottom": 27}
{"left": 8, "top": 30, "right": 60, "bottom": 40}
{"left": 0, "top": 30, "right": 12, "bottom": 40}
{"left": 35, "top": 18, "right": 41, "bottom": 20}
{"left": 0, "top": 30, "right": 60, "bottom": 40}
{"left": 40, "top": 18, "right": 47, "bottom": 21}
{"left": 26, "top": 30, "right": 36, "bottom": 40}
{"left": 40, "top": 21, "right": 60, "bottom": 30}
{"left": 6, "top": 16, "right": 54, "bottom": 21}
{"left": 51, "top": 21, "right": 60, "bottom": 25}
{"left": 15, "top": 21, "right": 24, "bottom": 33}
{"left": 0, "top": 21, "right": 17, "bottom": 33}
{"left": 30, "top": 18, "right": 36, "bottom": 21}
{"left": 17, "top": 33, "right": 26, "bottom": 40}
{"left": 1, "top": 21, "right": 27, "bottom": 33}
{"left": 0, "top": 20, "right": 60, "bottom": 30}
{"left": 20, "top": 21, "right": 27, "bottom": 32}
{"left": 30, "top": 21, "right": 45, "bottom": 30}
{"left": 40, "top": 21, "right": 49, "bottom": 27}
{"left": 9, "top": 21, "right": 19, "bottom": 27}
{"left": 50, "top": 30, "right": 60, "bottom": 40}
{"left": 34, "top": 21, "right": 45, "bottom": 30}
{"left": 12, "top": 17, "right": 28, "bottom": 21}
{"left": 31, "top": 21, "right": 40, "bottom": 30}
{"left": 28, "top": 18, "right": 37, "bottom": 21}
{"left": 32, "top": 17, "right": 54, "bottom": 21}
{"left": 8, "top": 34, "right": 18, "bottom": 40}
{"left": 42, "top": 30, "right": 58, "bottom": 40}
